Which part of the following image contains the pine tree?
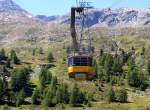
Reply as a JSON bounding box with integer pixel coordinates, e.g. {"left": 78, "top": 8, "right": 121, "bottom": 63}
{"left": 116, "top": 88, "right": 128, "bottom": 103}
{"left": 0, "top": 79, "right": 4, "bottom": 97}
{"left": 99, "top": 49, "right": 104, "bottom": 56}
{"left": 47, "top": 51, "right": 54, "bottom": 63}
{"left": 127, "top": 68, "right": 140, "bottom": 87}
{"left": 127, "top": 57, "right": 135, "bottom": 70}
{"left": 10, "top": 50, "right": 20, "bottom": 64}
{"left": 121, "top": 49, "right": 129, "bottom": 63}
{"left": 147, "top": 60, "right": 150, "bottom": 75}
{"left": 0, "top": 48, "right": 6, "bottom": 61}
{"left": 7, "top": 91, "right": 16, "bottom": 104}
{"left": 6, "top": 59, "right": 11, "bottom": 68}
{"left": 39, "top": 75, "right": 45, "bottom": 95}
{"left": 107, "top": 87, "right": 116, "bottom": 103}
{"left": 39, "top": 47, "right": 43, "bottom": 54}
{"left": 69, "top": 83, "right": 79, "bottom": 106}
{"left": 39, "top": 68, "right": 50, "bottom": 96}
{"left": 70, "top": 84, "right": 79, "bottom": 106}
{"left": 16, "top": 89, "right": 26, "bottom": 107}
{"left": 56, "top": 84, "right": 69, "bottom": 104}
{"left": 39, "top": 68, "right": 52, "bottom": 90}
{"left": 62, "top": 84, "right": 70, "bottom": 104}
{"left": 51, "top": 76, "right": 57, "bottom": 88}
{"left": 32, "top": 48, "right": 36, "bottom": 56}
{"left": 93, "top": 60, "right": 98, "bottom": 77}
{"left": 104, "top": 54, "right": 113, "bottom": 76}
{"left": 99, "top": 53, "right": 107, "bottom": 66}
{"left": 141, "top": 47, "right": 145, "bottom": 55}
{"left": 42, "top": 85, "right": 56, "bottom": 107}
{"left": 111, "top": 56, "right": 123, "bottom": 74}
{"left": 10, "top": 68, "right": 31, "bottom": 92}
{"left": 56, "top": 85, "right": 63, "bottom": 104}
{"left": 31, "top": 88, "right": 40, "bottom": 105}
{"left": 139, "top": 72, "right": 148, "bottom": 91}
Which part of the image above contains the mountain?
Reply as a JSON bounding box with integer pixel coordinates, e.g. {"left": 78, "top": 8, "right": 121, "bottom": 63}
{"left": 0, "top": 0, "right": 33, "bottom": 23}
{"left": 45, "top": 8, "right": 150, "bottom": 27}
{"left": 0, "top": 0, "right": 150, "bottom": 46}
{"left": 35, "top": 15, "right": 58, "bottom": 22}
{"left": 0, "top": 0, "right": 26, "bottom": 12}
{"left": 0, "top": 0, "right": 31, "bottom": 17}
{"left": 0, "top": 0, "right": 43, "bottom": 46}
{"left": 0, "top": 0, "right": 150, "bottom": 28}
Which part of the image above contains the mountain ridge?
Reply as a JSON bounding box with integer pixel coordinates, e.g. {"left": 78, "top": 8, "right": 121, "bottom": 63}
{"left": 0, "top": 0, "right": 150, "bottom": 27}
{"left": 46, "top": 8, "right": 150, "bottom": 27}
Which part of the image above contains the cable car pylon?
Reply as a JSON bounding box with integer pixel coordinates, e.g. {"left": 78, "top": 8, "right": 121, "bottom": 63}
{"left": 68, "top": 0, "right": 95, "bottom": 80}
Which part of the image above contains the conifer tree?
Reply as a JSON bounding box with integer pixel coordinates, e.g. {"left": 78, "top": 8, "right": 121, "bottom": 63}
{"left": 0, "top": 48, "right": 6, "bottom": 61}
{"left": 127, "top": 68, "right": 139, "bottom": 87}
{"left": 99, "top": 53, "right": 106, "bottom": 66}
{"left": 42, "top": 85, "right": 56, "bottom": 107}
{"left": 11, "top": 68, "right": 31, "bottom": 92}
{"left": 69, "top": 83, "right": 79, "bottom": 106}
{"left": 10, "top": 50, "right": 20, "bottom": 64}
{"left": 141, "top": 47, "right": 145, "bottom": 55}
{"left": 47, "top": 51, "right": 54, "bottom": 63}
{"left": 0, "top": 78, "right": 4, "bottom": 98}
{"left": 62, "top": 84, "right": 70, "bottom": 104}
{"left": 51, "top": 76, "right": 57, "bottom": 89}
{"left": 104, "top": 54, "right": 113, "bottom": 75}
{"left": 39, "top": 68, "right": 52, "bottom": 92}
{"left": 112, "top": 56, "right": 123, "bottom": 74}
{"left": 6, "top": 59, "right": 11, "bottom": 68}
{"left": 107, "top": 87, "right": 116, "bottom": 103}
{"left": 56, "top": 84, "right": 70, "bottom": 104}
{"left": 147, "top": 60, "right": 150, "bottom": 75}
{"left": 93, "top": 60, "right": 98, "bottom": 77}
{"left": 16, "top": 89, "right": 26, "bottom": 107}
{"left": 116, "top": 88, "right": 128, "bottom": 103}
{"left": 39, "top": 47, "right": 43, "bottom": 54}
{"left": 31, "top": 88, "right": 40, "bottom": 105}
{"left": 127, "top": 57, "right": 135, "bottom": 70}
{"left": 56, "top": 85, "right": 63, "bottom": 104}
{"left": 69, "top": 83, "right": 86, "bottom": 106}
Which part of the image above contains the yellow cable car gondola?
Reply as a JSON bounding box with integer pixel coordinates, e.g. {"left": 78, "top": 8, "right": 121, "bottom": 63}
{"left": 68, "top": 55, "right": 94, "bottom": 80}
{"left": 68, "top": 1, "right": 95, "bottom": 80}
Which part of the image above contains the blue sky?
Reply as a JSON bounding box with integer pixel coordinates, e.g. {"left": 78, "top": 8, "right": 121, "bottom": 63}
{"left": 13, "top": 0, "right": 150, "bottom": 16}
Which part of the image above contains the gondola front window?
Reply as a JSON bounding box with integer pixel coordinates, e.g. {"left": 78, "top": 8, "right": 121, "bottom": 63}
{"left": 68, "top": 57, "right": 73, "bottom": 66}
{"left": 69, "top": 56, "right": 92, "bottom": 66}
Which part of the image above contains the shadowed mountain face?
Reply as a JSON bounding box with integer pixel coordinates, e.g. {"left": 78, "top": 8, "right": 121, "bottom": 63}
{"left": 35, "top": 15, "right": 58, "bottom": 22}
{"left": 52, "top": 8, "right": 150, "bottom": 27}
{"left": 0, "top": 0, "right": 33, "bottom": 24}
{"left": 0, "top": 0, "right": 27, "bottom": 12}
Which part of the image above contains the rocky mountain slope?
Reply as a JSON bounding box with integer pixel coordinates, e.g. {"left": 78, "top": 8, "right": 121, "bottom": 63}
{"left": 0, "top": 0, "right": 150, "bottom": 47}
{"left": 0, "top": 0, "right": 27, "bottom": 12}
{"left": 43, "top": 8, "right": 150, "bottom": 27}
{"left": 0, "top": 0, "right": 32, "bottom": 22}
{"left": 1, "top": 0, "right": 150, "bottom": 27}
{"left": 0, "top": 0, "right": 44, "bottom": 46}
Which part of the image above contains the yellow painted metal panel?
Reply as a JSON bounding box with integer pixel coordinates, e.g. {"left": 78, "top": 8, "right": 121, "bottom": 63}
{"left": 68, "top": 66, "right": 92, "bottom": 73}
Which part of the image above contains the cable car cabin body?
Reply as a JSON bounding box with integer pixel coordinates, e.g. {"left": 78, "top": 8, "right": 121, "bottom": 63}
{"left": 68, "top": 56, "right": 95, "bottom": 80}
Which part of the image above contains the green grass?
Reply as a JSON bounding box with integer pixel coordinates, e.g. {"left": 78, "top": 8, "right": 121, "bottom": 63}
{"left": 1, "top": 95, "right": 150, "bottom": 110}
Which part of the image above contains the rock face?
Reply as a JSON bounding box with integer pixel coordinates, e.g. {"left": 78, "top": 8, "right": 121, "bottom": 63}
{"left": 55, "top": 8, "right": 150, "bottom": 27}
{"left": 0, "top": 0, "right": 27, "bottom": 13}
{"left": 0, "top": 0, "right": 33, "bottom": 23}
{"left": 35, "top": 15, "right": 58, "bottom": 22}
{"left": 0, "top": 0, "right": 150, "bottom": 28}
{"left": 92, "top": 8, "right": 150, "bottom": 27}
